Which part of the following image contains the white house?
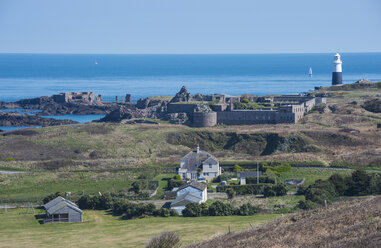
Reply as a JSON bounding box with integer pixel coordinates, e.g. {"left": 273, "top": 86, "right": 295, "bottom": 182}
{"left": 170, "top": 181, "right": 207, "bottom": 214}
{"left": 177, "top": 146, "right": 221, "bottom": 181}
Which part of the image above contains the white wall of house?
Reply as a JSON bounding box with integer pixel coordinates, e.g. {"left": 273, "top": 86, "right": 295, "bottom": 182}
{"left": 240, "top": 178, "right": 246, "bottom": 185}
{"left": 201, "top": 162, "right": 221, "bottom": 181}
{"left": 178, "top": 169, "right": 197, "bottom": 180}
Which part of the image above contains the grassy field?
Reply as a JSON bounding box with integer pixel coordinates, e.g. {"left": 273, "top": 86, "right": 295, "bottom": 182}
{"left": 0, "top": 208, "right": 282, "bottom": 248}
{"left": 0, "top": 166, "right": 353, "bottom": 203}
{"left": 279, "top": 167, "right": 352, "bottom": 186}
{"left": 0, "top": 170, "right": 175, "bottom": 203}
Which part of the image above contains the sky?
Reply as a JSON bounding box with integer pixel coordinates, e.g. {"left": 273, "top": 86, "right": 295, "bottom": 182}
{"left": 0, "top": 0, "right": 380, "bottom": 54}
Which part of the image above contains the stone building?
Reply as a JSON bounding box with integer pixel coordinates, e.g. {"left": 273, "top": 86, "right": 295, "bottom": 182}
{"left": 52, "top": 92, "right": 94, "bottom": 103}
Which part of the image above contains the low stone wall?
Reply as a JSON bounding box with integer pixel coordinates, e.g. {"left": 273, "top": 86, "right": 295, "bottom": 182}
{"left": 208, "top": 193, "right": 228, "bottom": 199}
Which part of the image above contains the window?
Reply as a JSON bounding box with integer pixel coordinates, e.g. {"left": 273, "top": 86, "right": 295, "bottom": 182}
{"left": 182, "top": 173, "right": 186, "bottom": 178}
{"left": 209, "top": 164, "right": 212, "bottom": 169}
{"left": 203, "top": 172, "right": 209, "bottom": 176}
{"left": 191, "top": 173, "right": 197, "bottom": 180}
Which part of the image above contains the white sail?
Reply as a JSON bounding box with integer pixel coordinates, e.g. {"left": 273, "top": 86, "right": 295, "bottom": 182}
{"left": 309, "top": 67, "right": 312, "bottom": 77}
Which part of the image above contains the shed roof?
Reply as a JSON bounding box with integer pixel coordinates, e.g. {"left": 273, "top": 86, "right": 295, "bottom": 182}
{"left": 44, "top": 196, "right": 78, "bottom": 210}
{"left": 240, "top": 171, "right": 262, "bottom": 178}
{"left": 170, "top": 191, "right": 202, "bottom": 207}
{"left": 47, "top": 200, "right": 83, "bottom": 215}
{"left": 178, "top": 181, "right": 207, "bottom": 191}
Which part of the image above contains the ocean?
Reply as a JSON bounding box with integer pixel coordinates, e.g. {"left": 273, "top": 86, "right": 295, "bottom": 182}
{"left": 1, "top": 53, "right": 381, "bottom": 103}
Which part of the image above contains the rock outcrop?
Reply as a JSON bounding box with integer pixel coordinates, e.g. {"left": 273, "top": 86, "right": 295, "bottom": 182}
{"left": 0, "top": 112, "right": 78, "bottom": 127}
{"left": 1, "top": 96, "right": 118, "bottom": 116}
{"left": 170, "top": 86, "right": 191, "bottom": 103}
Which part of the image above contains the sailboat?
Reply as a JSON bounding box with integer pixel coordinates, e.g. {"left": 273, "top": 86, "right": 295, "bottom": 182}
{"left": 94, "top": 61, "right": 99, "bottom": 65}
{"left": 309, "top": 67, "right": 313, "bottom": 78}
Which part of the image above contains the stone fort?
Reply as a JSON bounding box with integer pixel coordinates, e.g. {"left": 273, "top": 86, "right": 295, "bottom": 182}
{"left": 167, "top": 87, "right": 326, "bottom": 127}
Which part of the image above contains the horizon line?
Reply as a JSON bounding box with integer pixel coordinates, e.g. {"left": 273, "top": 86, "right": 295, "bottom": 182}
{"left": 0, "top": 51, "right": 381, "bottom": 55}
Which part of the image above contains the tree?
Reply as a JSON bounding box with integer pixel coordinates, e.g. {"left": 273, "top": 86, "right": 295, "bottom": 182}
{"left": 208, "top": 201, "right": 233, "bottom": 216}
{"left": 226, "top": 188, "right": 235, "bottom": 199}
{"left": 131, "top": 180, "right": 147, "bottom": 194}
{"left": 346, "top": 170, "right": 371, "bottom": 196}
{"left": 42, "top": 192, "right": 64, "bottom": 204}
{"left": 273, "top": 184, "right": 287, "bottom": 196}
{"left": 182, "top": 203, "right": 202, "bottom": 217}
{"left": 263, "top": 186, "right": 276, "bottom": 197}
{"left": 236, "top": 203, "right": 260, "bottom": 216}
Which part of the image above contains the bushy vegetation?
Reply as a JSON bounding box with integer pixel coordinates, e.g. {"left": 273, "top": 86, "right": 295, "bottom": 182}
{"left": 145, "top": 231, "right": 180, "bottom": 248}
{"left": 298, "top": 170, "right": 381, "bottom": 209}
{"left": 216, "top": 183, "right": 287, "bottom": 197}
{"left": 182, "top": 201, "right": 260, "bottom": 217}
{"left": 76, "top": 195, "right": 178, "bottom": 219}
{"left": 42, "top": 192, "right": 64, "bottom": 204}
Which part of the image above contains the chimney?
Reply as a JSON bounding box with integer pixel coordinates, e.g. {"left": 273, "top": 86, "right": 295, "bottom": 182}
{"left": 197, "top": 144, "right": 200, "bottom": 153}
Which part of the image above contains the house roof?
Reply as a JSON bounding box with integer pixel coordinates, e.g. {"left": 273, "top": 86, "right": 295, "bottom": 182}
{"left": 203, "top": 156, "right": 218, "bottom": 165}
{"left": 240, "top": 171, "right": 262, "bottom": 178}
{"left": 177, "top": 181, "right": 207, "bottom": 191}
{"left": 47, "top": 200, "right": 83, "bottom": 215}
{"left": 170, "top": 191, "right": 202, "bottom": 207}
{"left": 44, "top": 196, "right": 78, "bottom": 210}
{"left": 180, "top": 148, "right": 218, "bottom": 171}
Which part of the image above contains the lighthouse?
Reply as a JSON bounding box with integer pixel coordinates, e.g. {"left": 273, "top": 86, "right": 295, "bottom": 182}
{"left": 332, "top": 52, "right": 342, "bottom": 85}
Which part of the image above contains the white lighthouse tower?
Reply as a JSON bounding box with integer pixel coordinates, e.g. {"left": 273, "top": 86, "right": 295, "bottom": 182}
{"left": 332, "top": 52, "right": 342, "bottom": 85}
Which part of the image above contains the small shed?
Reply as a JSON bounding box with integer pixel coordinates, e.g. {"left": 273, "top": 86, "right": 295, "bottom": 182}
{"left": 240, "top": 171, "right": 262, "bottom": 185}
{"left": 44, "top": 197, "right": 83, "bottom": 223}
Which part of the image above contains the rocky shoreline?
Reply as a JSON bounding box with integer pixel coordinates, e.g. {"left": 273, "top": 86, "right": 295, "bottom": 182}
{"left": 0, "top": 112, "right": 78, "bottom": 127}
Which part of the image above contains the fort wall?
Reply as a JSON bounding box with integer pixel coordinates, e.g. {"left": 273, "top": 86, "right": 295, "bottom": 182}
{"left": 193, "top": 112, "right": 217, "bottom": 127}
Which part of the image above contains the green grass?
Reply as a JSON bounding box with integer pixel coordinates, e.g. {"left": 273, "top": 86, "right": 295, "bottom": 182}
{"left": 0, "top": 208, "right": 282, "bottom": 248}
{"left": 0, "top": 170, "right": 175, "bottom": 203}
{"left": 278, "top": 168, "right": 352, "bottom": 189}
{"left": 152, "top": 173, "right": 175, "bottom": 199}
{"left": 0, "top": 171, "right": 137, "bottom": 203}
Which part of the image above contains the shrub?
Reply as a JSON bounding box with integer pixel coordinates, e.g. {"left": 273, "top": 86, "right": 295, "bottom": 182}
{"left": 265, "top": 163, "right": 291, "bottom": 176}
{"left": 263, "top": 186, "right": 276, "bottom": 197}
{"left": 42, "top": 192, "right": 64, "bottom": 204}
{"left": 214, "top": 174, "right": 231, "bottom": 183}
{"left": 145, "top": 231, "right": 180, "bottom": 248}
{"left": 346, "top": 170, "right": 371, "bottom": 196}
{"left": 167, "top": 179, "right": 185, "bottom": 190}
{"left": 4, "top": 157, "right": 15, "bottom": 161}
{"left": 208, "top": 201, "right": 234, "bottom": 216}
{"left": 297, "top": 200, "right": 317, "bottom": 210}
{"left": 263, "top": 184, "right": 287, "bottom": 197}
{"left": 226, "top": 188, "right": 235, "bottom": 199}
{"left": 131, "top": 180, "right": 147, "bottom": 194}
{"left": 236, "top": 203, "right": 260, "bottom": 216}
{"left": 182, "top": 203, "right": 202, "bottom": 217}
{"left": 173, "top": 174, "right": 182, "bottom": 180}
{"left": 234, "top": 164, "right": 244, "bottom": 172}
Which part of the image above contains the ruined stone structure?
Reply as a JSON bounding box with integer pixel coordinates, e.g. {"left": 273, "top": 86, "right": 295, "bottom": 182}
{"left": 125, "top": 94, "right": 131, "bottom": 103}
{"left": 96, "top": 94, "right": 102, "bottom": 103}
{"left": 52, "top": 92, "right": 94, "bottom": 103}
{"left": 166, "top": 87, "right": 326, "bottom": 127}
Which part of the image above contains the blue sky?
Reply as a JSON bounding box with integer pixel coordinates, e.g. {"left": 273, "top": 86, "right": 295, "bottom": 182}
{"left": 0, "top": 0, "right": 380, "bottom": 54}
